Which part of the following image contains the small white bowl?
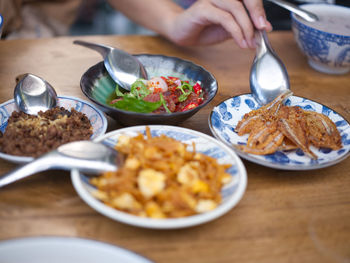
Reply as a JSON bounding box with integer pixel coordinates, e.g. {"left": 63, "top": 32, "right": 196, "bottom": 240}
{"left": 291, "top": 4, "right": 350, "bottom": 74}
{"left": 0, "top": 95, "right": 108, "bottom": 164}
{"left": 71, "top": 125, "right": 247, "bottom": 229}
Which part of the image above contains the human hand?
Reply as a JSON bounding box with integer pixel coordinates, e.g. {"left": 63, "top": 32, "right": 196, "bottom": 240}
{"left": 166, "top": 0, "right": 272, "bottom": 48}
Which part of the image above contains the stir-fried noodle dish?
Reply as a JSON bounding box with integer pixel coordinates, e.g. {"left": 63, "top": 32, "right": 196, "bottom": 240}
{"left": 91, "top": 127, "right": 232, "bottom": 219}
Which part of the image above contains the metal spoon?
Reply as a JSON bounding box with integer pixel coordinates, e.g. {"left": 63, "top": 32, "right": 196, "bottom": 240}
{"left": 249, "top": 30, "right": 290, "bottom": 105}
{"left": 266, "top": 0, "right": 319, "bottom": 22}
{"left": 14, "top": 74, "right": 58, "bottom": 115}
{"left": 0, "top": 141, "right": 122, "bottom": 188}
{"left": 73, "top": 40, "right": 148, "bottom": 91}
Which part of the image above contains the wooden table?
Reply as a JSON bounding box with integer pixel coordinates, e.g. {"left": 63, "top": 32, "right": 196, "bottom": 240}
{"left": 0, "top": 32, "right": 349, "bottom": 263}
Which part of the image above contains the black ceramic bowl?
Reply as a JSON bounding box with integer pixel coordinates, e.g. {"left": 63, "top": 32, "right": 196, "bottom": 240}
{"left": 80, "top": 54, "right": 218, "bottom": 126}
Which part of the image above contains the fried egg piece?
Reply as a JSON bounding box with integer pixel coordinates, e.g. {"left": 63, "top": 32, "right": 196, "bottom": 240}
{"left": 111, "top": 193, "right": 142, "bottom": 210}
{"left": 137, "top": 168, "right": 166, "bottom": 198}
{"left": 177, "top": 162, "right": 199, "bottom": 185}
{"left": 195, "top": 199, "right": 217, "bottom": 213}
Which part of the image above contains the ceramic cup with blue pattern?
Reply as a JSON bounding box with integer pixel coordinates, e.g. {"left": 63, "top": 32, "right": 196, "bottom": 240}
{"left": 291, "top": 4, "right": 350, "bottom": 75}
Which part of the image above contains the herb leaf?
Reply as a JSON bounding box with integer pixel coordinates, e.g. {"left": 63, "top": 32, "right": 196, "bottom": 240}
{"left": 130, "top": 80, "right": 150, "bottom": 99}
{"left": 115, "top": 85, "right": 127, "bottom": 97}
{"left": 177, "top": 82, "right": 193, "bottom": 102}
{"left": 110, "top": 96, "right": 162, "bottom": 113}
{"left": 159, "top": 93, "right": 171, "bottom": 113}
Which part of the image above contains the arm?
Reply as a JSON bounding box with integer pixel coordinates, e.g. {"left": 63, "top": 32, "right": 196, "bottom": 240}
{"left": 107, "top": 0, "right": 272, "bottom": 49}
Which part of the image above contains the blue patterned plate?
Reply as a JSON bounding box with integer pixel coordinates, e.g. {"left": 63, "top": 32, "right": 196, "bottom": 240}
{"left": 0, "top": 96, "right": 108, "bottom": 164}
{"left": 71, "top": 125, "right": 247, "bottom": 229}
{"left": 209, "top": 94, "right": 350, "bottom": 170}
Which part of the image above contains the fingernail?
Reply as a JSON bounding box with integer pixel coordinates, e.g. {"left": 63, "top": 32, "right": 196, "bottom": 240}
{"left": 258, "top": 16, "right": 267, "bottom": 29}
{"left": 241, "top": 39, "right": 248, "bottom": 48}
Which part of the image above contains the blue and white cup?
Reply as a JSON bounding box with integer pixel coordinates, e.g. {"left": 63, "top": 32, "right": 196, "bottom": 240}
{"left": 291, "top": 4, "right": 350, "bottom": 75}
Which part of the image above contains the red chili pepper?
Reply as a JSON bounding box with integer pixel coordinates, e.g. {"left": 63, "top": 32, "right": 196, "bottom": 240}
{"left": 182, "top": 102, "right": 199, "bottom": 112}
{"left": 197, "top": 97, "right": 204, "bottom": 104}
{"left": 193, "top": 83, "right": 202, "bottom": 95}
{"left": 168, "top": 76, "right": 179, "bottom": 81}
{"left": 153, "top": 87, "right": 163, "bottom": 93}
{"left": 168, "top": 85, "right": 177, "bottom": 91}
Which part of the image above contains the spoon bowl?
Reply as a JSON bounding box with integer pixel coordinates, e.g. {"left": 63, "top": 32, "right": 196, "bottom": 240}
{"left": 0, "top": 140, "right": 122, "bottom": 188}
{"left": 249, "top": 30, "right": 290, "bottom": 105}
{"left": 73, "top": 40, "right": 148, "bottom": 91}
{"left": 14, "top": 74, "right": 58, "bottom": 115}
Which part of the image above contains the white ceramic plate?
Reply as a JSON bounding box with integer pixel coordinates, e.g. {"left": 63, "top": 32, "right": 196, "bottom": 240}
{"left": 71, "top": 125, "right": 247, "bottom": 229}
{"left": 0, "top": 96, "right": 108, "bottom": 164}
{"left": 209, "top": 94, "right": 350, "bottom": 170}
{"left": 0, "top": 237, "right": 153, "bottom": 263}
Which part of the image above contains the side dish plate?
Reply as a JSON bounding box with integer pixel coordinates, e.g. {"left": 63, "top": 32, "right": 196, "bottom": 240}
{"left": 80, "top": 55, "right": 218, "bottom": 126}
{"left": 71, "top": 125, "right": 247, "bottom": 229}
{"left": 0, "top": 96, "right": 108, "bottom": 164}
{"left": 209, "top": 94, "right": 350, "bottom": 170}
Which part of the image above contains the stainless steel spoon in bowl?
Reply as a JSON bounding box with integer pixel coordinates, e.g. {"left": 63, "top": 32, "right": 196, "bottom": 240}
{"left": 73, "top": 40, "right": 148, "bottom": 91}
{"left": 249, "top": 30, "right": 290, "bottom": 105}
{"left": 266, "top": 0, "right": 319, "bottom": 22}
{"left": 14, "top": 74, "right": 58, "bottom": 115}
{"left": 0, "top": 141, "right": 122, "bottom": 188}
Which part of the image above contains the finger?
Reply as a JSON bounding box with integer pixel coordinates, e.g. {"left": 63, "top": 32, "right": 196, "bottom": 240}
{"left": 211, "top": 0, "right": 256, "bottom": 48}
{"left": 196, "top": 2, "right": 249, "bottom": 48}
{"left": 196, "top": 25, "right": 231, "bottom": 45}
{"left": 244, "top": 0, "right": 273, "bottom": 32}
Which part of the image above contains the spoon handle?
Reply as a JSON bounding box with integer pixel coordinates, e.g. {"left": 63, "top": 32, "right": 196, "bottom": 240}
{"left": 0, "top": 154, "right": 57, "bottom": 188}
{"left": 266, "top": 0, "right": 318, "bottom": 22}
{"left": 73, "top": 40, "right": 112, "bottom": 59}
{"left": 0, "top": 143, "right": 118, "bottom": 187}
{"left": 255, "top": 30, "right": 274, "bottom": 59}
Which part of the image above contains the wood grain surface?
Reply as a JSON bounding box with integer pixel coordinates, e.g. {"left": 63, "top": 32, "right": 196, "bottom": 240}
{"left": 0, "top": 32, "right": 349, "bottom": 263}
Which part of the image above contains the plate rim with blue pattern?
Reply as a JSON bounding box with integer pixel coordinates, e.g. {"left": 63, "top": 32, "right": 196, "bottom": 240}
{"left": 71, "top": 125, "right": 247, "bottom": 229}
{"left": 209, "top": 93, "right": 350, "bottom": 170}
